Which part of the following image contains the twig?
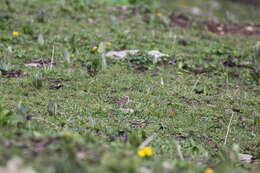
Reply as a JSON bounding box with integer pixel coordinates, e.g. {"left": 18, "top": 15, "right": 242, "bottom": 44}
{"left": 175, "top": 141, "right": 184, "bottom": 160}
{"left": 224, "top": 113, "right": 234, "bottom": 146}
{"left": 160, "top": 77, "right": 164, "bottom": 86}
{"left": 50, "top": 45, "right": 55, "bottom": 69}
{"left": 33, "top": 117, "right": 60, "bottom": 130}
{"left": 138, "top": 134, "right": 156, "bottom": 149}
{"left": 191, "top": 76, "right": 201, "bottom": 93}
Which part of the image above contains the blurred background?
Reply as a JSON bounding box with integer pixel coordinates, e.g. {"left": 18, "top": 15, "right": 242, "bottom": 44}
{"left": 94, "top": 0, "right": 260, "bottom": 23}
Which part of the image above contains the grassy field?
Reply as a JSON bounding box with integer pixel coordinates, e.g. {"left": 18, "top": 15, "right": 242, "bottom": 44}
{"left": 0, "top": 0, "right": 260, "bottom": 172}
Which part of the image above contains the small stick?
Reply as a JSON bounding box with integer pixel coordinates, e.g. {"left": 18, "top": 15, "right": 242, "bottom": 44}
{"left": 160, "top": 77, "right": 164, "bottom": 86}
{"left": 224, "top": 113, "right": 234, "bottom": 146}
{"left": 50, "top": 45, "right": 55, "bottom": 69}
{"left": 176, "top": 142, "right": 184, "bottom": 160}
{"left": 191, "top": 76, "right": 201, "bottom": 93}
{"left": 33, "top": 117, "right": 60, "bottom": 130}
{"left": 138, "top": 134, "right": 156, "bottom": 149}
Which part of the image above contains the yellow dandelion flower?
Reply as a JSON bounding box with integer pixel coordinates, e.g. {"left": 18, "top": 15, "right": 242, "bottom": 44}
{"left": 233, "top": 50, "right": 238, "bottom": 54}
{"left": 138, "top": 150, "right": 146, "bottom": 158}
{"left": 155, "top": 12, "right": 162, "bottom": 17}
{"left": 91, "top": 46, "right": 98, "bottom": 52}
{"left": 204, "top": 168, "right": 214, "bottom": 173}
{"left": 144, "top": 147, "right": 153, "bottom": 156}
{"left": 176, "top": 72, "right": 183, "bottom": 75}
{"left": 138, "top": 147, "right": 153, "bottom": 157}
{"left": 12, "top": 31, "right": 19, "bottom": 37}
{"left": 64, "top": 131, "right": 73, "bottom": 138}
{"left": 106, "top": 42, "right": 112, "bottom": 46}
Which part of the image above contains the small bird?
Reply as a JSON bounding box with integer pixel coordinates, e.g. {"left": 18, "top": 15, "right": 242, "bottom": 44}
{"left": 117, "top": 95, "right": 129, "bottom": 106}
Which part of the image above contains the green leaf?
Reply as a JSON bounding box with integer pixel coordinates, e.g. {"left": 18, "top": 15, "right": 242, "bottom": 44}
{"left": 63, "top": 49, "right": 70, "bottom": 63}
{"left": 32, "top": 72, "right": 43, "bottom": 89}
{"left": 16, "top": 101, "right": 28, "bottom": 117}
{"left": 47, "top": 102, "right": 58, "bottom": 116}
{"left": 37, "top": 33, "right": 44, "bottom": 46}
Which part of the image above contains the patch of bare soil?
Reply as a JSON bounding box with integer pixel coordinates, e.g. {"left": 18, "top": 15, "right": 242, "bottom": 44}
{"left": 231, "top": 0, "right": 260, "bottom": 6}
{"left": 32, "top": 137, "right": 60, "bottom": 153}
{"left": 183, "top": 65, "right": 213, "bottom": 75}
{"left": 47, "top": 78, "right": 65, "bottom": 90}
{"left": 134, "top": 65, "right": 149, "bottom": 72}
{"left": 254, "top": 90, "right": 260, "bottom": 96}
{"left": 170, "top": 14, "right": 192, "bottom": 27}
{"left": 170, "top": 14, "right": 260, "bottom": 36}
{"left": 1, "top": 70, "right": 25, "bottom": 78}
{"left": 202, "top": 22, "right": 260, "bottom": 36}
{"left": 222, "top": 58, "right": 253, "bottom": 68}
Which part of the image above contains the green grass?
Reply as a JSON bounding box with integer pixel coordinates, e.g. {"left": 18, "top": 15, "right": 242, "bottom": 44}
{"left": 0, "top": 0, "right": 260, "bottom": 172}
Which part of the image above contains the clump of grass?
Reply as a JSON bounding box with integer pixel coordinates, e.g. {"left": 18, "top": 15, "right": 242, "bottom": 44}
{"left": 37, "top": 33, "right": 45, "bottom": 46}
{"left": 127, "top": 51, "right": 153, "bottom": 65}
{"left": 98, "top": 42, "right": 108, "bottom": 69}
{"left": 22, "top": 22, "right": 34, "bottom": 35}
{"left": 0, "top": 100, "right": 13, "bottom": 126}
{"left": 16, "top": 101, "right": 29, "bottom": 117}
{"left": 63, "top": 49, "right": 71, "bottom": 64}
{"left": 0, "top": 0, "right": 259, "bottom": 172}
{"left": 36, "top": 10, "right": 46, "bottom": 23}
{"left": 250, "top": 42, "right": 260, "bottom": 84}
{"left": 47, "top": 101, "right": 58, "bottom": 116}
{"left": 4, "top": 0, "right": 15, "bottom": 12}
{"left": 86, "top": 56, "right": 102, "bottom": 77}
{"left": 0, "top": 101, "right": 26, "bottom": 126}
{"left": 85, "top": 42, "right": 109, "bottom": 76}
{"left": 125, "top": 51, "right": 169, "bottom": 65}
{"left": 32, "top": 72, "right": 43, "bottom": 89}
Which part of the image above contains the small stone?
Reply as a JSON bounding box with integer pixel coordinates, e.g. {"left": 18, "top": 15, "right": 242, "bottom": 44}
{"left": 245, "top": 26, "right": 254, "bottom": 31}
{"left": 138, "top": 167, "right": 152, "bottom": 173}
{"left": 106, "top": 50, "right": 168, "bottom": 59}
{"left": 106, "top": 50, "right": 139, "bottom": 59}
{"left": 147, "top": 50, "right": 168, "bottom": 58}
{"left": 119, "top": 108, "right": 134, "bottom": 113}
{"left": 162, "top": 161, "right": 174, "bottom": 170}
{"left": 239, "top": 153, "right": 253, "bottom": 163}
{"left": 190, "top": 7, "right": 203, "bottom": 16}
